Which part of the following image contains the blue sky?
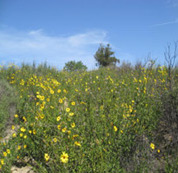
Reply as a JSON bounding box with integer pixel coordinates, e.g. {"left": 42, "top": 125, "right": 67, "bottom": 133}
{"left": 0, "top": 0, "right": 178, "bottom": 69}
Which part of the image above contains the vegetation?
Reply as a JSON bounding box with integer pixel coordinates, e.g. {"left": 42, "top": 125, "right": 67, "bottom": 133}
{"left": 0, "top": 79, "right": 18, "bottom": 138}
{"left": 63, "top": 61, "right": 87, "bottom": 72}
{"left": 0, "top": 62, "right": 177, "bottom": 172}
{"left": 94, "top": 44, "right": 120, "bottom": 67}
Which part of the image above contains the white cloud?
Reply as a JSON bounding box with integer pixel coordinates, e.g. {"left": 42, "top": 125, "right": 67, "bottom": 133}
{"left": 150, "top": 18, "right": 178, "bottom": 27}
{"left": 0, "top": 28, "right": 108, "bottom": 69}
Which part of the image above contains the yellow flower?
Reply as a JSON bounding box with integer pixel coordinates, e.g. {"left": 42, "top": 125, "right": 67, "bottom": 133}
{"left": 20, "top": 127, "right": 26, "bottom": 132}
{"left": 11, "top": 125, "right": 15, "bottom": 130}
{"left": 71, "top": 101, "right": 75, "bottom": 106}
{"left": 59, "top": 99, "right": 63, "bottom": 103}
{"left": 50, "top": 89, "right": 54, "bottom": 94}
{"left": 50, "top": 106, "right": 54, "bottom": 109}
{"left": 14, "top": 114, "right": 18, "bottom": 118}
{"left": 12, "top": 133, "right": 16, "bottom": 137}
{"left": 57, "top": 125, "right": 61, "bottom": 130}
{"left": 74, "top": 141, "right": 81, "bottom": 147}
{"left": 69, "top": 112, "right": 74, "bottom": 116}
{"left": 44, "top": 153, "right": 50, "bottom": 161}
{"left": 62, "top": 128, "right": 67, "bottom": 133}
{"left": 40, "top": 96, "right": 45, "bottom": 101}
{"left": 23, "top": 116, "right": 27, "bottom": 122}
{"left": 57, "top": 89, "right": 61, "bottom": 93}
{"left": 56, "top": 116, "right": 61, "bottom": 121}
{"left": 150, "top": 143, "right": 155, "bottom": 150}
{"left": 114, "top": 126, "right": 118, "bottom": 132}
{"left": 53, "top": 138, "right": 57, "bottom": 143}
{"left": 33, "top": 129, "right": 36, "bottom": 135}
{"left": 60, "top": 152, "right": 69, "bottom": 163}
{"left": 3, "top": 152, "right": 7, "bottom": 157}
{"left": 40, "top": 114, "right": 45, "bottom": 119}
{"left": 71, "top": 122, "right": 75, "bottom": 128}
{"left": 157, "top": 149, "right": 160, "bottom": 153}
{"left": 18, "top": 146, "right": 21, "bottom": 150}
{"left": 24, "top": 145, "right": 27, "bottom": 149}
{"left": 6, "top": 149, "right": 10, "bottom": 154}
{"left": 72, "top": 134, "right": 79, "bottom": 140}
{"left": 0, "top": 159, "right": 4, "bottom": 165}
{"left": 66, "top": 108, "right": 70, "bottom": 112}
{"left": 63, "top": 89, "right": 67, "bottom": 93}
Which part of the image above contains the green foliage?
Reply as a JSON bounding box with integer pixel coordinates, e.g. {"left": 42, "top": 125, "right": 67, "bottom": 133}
{"left": 0, "top": 79, "right": 17, "bottom": 137}
{"left": 63, "top": 61, "right": 87, "bottom": 72}
{"left": 94, "top": 44, "right": 120, "bottom": 67}
{"left": 0, "top": 64, "right": 177, "bottom": 172}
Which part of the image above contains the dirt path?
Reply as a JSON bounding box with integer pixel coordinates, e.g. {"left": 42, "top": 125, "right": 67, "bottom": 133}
{"left": 11, "top": 166, "right": 34, "bottom": 173}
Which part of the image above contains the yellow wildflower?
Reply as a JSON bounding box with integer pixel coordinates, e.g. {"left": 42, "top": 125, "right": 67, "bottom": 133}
{"left": 66, "top": 108, "right": 70, "bottom": 112}
{"left": 6, "top": 149, "right": 10, "bottom": 154}
{"left": 69, "top": 112, "right": 74, "bottom": 116}
{"left": 14, "top": 114, "right": 18, "bottom": 118}
{"left": 12, "top": 133, "right": 16, "bottom": 137}
{"left": 62, "top": 128, "right": 67, "bottom": 133}
{"left": 53, "top": 138, "right": 57, "bottom": 143}
{"left": 60, "top": 152, "right": 69, "bottom": 163}
{"left": 114, "top": 126, "right": 118, "bottom": 132}
{"left": 57, "top": 89, "right": 61, "bottom": 93}
{"left": 33, "top": 129, "right": 36, "bottom": 135}
{"left": 56, "top": 116, "right": 61, "bottom": 121}
{"left": 59, "top": 99, "right": 63, "bottom": 103}
{"left": 3, "top": 152, "right": 7, "bottom": 157}
{"left": 23, "top": 116, "right": 27, "bottom": 122}
{"left": 57, "top": 125, "right": 61, "bottom": 130}
{"left": 44, "top": 153, "right": 50, "bottom": 161}
{"left": 63, "top": 89, "right": 67, "bottom": 93}
{"left": 71, "top": 101, "right": 75, "bottom": 106}
{"left": 20, "top": 127, "right": 26, "bottom": 132}
{"left": 150, "top": 143, "right": 155, "bottom": 150}
{"left": 71, "top": 122, "right": 75, "bottom": 128}
{"left": 0, "top": 159, "right": 4, "bottom": 165}
{"left": 74, "top": 141, "right": 81, "bottom": 147}
{"left": 50, "top": 89, "right": 54, "bottom": 94}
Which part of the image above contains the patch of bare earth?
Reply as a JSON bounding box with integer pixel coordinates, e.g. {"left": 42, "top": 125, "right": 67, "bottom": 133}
{"left": 11, "top": 166, "right": 34, "bottom": 173}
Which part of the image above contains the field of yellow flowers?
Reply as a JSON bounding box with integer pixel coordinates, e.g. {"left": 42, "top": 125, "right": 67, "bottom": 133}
{"left": 0, "top": 64, "right": 178, "bottom": 172}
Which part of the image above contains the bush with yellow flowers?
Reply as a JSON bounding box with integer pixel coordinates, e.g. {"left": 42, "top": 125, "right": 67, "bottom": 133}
{"left": 0, "top": 63, "right": 177, "bottom": 172}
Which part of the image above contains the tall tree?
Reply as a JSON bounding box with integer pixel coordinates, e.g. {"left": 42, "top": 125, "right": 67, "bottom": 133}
{"left": 94, "top": 44, "right": 120, "bottom": 67}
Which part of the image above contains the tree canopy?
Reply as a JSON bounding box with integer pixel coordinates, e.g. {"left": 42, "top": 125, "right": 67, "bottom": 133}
{"left": 63, "top": 61, "right": 87, "bottom": 72}
{"left": 94, "top": 44, "right": 120, "bottom": 67}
